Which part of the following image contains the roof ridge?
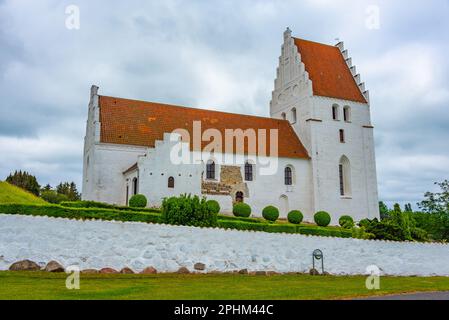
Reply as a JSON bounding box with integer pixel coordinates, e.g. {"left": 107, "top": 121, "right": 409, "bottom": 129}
{"left": 292, "top": 37, "right": 337, "bottom": 49}
{"left": 99, "top": 95, "right": 291, "bottom": 124}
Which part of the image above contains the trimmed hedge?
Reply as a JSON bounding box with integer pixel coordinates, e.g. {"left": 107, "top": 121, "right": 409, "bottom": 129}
{"left": 129, "top": 194, "right": 147, "bottom": 208}
{"left": 233, "top": 203, "right": 252, "bottom": 218}
{"left": 60, "top": 201, "right": 161, "bottom": 213}
{"left": 339, "top": 215, "right": 355, "bottom": 229}
{"left": 0, "top": 203, "right": 160, "bottom": 224}
{"left": 262, "top": 206, "right": 280, "bottom": 222}
{"left": 314, "top": 211, "right": 331, "bottom": 227}
{"left": 287, "top": 210, "right": 304, "bottom": 224}
{"left": 218, "top": 214, "right": 263, "bottom": 224}
{"left": 206, "top": 200, "right": 221, "bottom": 214}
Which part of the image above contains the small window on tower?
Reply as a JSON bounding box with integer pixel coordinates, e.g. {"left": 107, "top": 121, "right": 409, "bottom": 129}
{"left": 291, "top": 108, "right": 297, "bottom": 124}
{"left": 343, "top": 106, "right": 351, "bottom": 122}
{"left": 281, "top": 112, "right": 286, "bottom": 120}
{"left": 332, "top": 105, "right": 340, "bottom": 121}
{"left": 339, "top": 129, "right": 345, "bottom": 143}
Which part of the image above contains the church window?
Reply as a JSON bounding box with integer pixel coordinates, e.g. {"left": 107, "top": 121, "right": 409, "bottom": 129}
{"left": 332, "top": 104, "right": 340, "bottom": 120}
{"left": 343, "top": 106, "right": 351, "bottom": 122}
{"left": 284, "top": 167, "right": 293, "bottom": 186}
{"left": 339, "top": 129, "right": 345, "bottom": 143}
{"left": 132, "top": 177, "right": 138, "bottom": 195}
{"left": 206, "top": 161, "right": 216, "bottom": 180}
{"left": 168, "top": 177, "right": 175, "bottom": 188}
{"left": 281, "top": 112, "right": 286, "bottom": 120}
{"left": 126, "top": 185, "right": 129, "bottom": 205}
{"left": 245, "top": 162, "right": 254, "bottom": 181}
{"left": 339, "top": 156, "right": 351, "bottom": 196}
{"left": 291, "top": 108, "right": 297, "bottom": 123}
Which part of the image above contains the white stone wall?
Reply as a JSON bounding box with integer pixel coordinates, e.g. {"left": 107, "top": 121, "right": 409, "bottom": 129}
{"left": 1, "top": 215, "right": 448, "bottom": 276}
{"left": 83, "top": 143, "right": 147, "bottom": 205}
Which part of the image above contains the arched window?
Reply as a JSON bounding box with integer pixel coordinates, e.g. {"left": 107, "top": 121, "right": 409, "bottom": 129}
{"left": 206, "top": 161, "right": 215, "bottom": 180}
{"left": 244, "top": 162, "right": 253, "bottom": 181}
{"left": 343, "top": 106, "right": 351, "bottom": 122}
{"left": 281, "top": 112, "right": 286, "bottom": 120}
{"left": 235, "top": 191, "right": 244, "bottom": 203}
{"left": 339, "top": 156, "right": 352, "bottom": 196}
{"left": 132, "top": 177, "right": 138, "bottom": 195}
{"left": 332, "top": 104, "right": 340, "bottom": 121}
{"left": 291, "top": 108, "right": 297, "bottom": 123}
{"left": 168, "top": 176, "right": 175, "bottom": 188}
{"left": 284, "top": 167, "right": 293, "bottom": 186}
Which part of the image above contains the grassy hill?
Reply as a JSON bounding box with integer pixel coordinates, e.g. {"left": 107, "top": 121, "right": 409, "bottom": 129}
{"left": 0, "top": 181, "right": 47, "bottom": 205}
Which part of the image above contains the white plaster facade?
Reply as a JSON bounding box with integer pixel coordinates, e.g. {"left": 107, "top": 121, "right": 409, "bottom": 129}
{"left": 1, "top": 215, "right": 448, "bottom": 276}
{"left": 82, "top": 29, "right": 379, "bottom": 223}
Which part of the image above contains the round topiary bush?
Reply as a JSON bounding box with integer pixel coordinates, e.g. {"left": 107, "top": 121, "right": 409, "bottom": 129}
{"left": 339, "top": 215, "right": 354, "bottom": 229}
{"left": 206, "top": 200, "right": 220, "bottom": 214}
{"left": 314, "top": 211, "right": 331, "bottom": 227}
{"left": 262, "top": 206, "right": 280, "bottom": 222}
{"left": 129, "top": 194, "right": 147, "bottom": 208}
{"left": 233, "top": 203, "right": 252, "bottom": 218}
{"left": 288, "top": 210, "right": 304, "bottom": 224}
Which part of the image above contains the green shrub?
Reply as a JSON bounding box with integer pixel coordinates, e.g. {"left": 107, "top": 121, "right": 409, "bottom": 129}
{"left": 161, "top": 194, "right": 217, "bottom": 227}
{"left": 296, "top": 225, "right": 352, "bottom": 238}
{"left": 217, "top": 214, "right": 263, "bottom": 224}
{"left": 129, "top": 194, "right": 147, "bottom": 208}
{"left": 217, "top": 220, "right": 266, "bottom": 232}
{"left": 40, "top": 191, "right": 69, "bottom": 204}
{"left": 262, "top": 206, "right": 279, "bottom": 222}
{"left": 339, "top": 215, "right": 354, "bottom": 229}
{"left": 314, "top": 211, "right": 331, "bottom": 227}
{"left": 206, "top": 200, "right": 220, "bottom": 214}
{"left": 287, "top": 210, "right": 303, "bottom": 224}
{"left": 264, "top": 224, "right": 296, "bottom": 234}
{"left": 0, "top": 203, "right": 160, "bottom": 224}
{"left": 351, "top": 227, "right": 376, "bottom": 240}
{"left": 233, "top": 203, "right": 252, "bottom": 218}
{"left": 60, "top": 201, "right": 161, "bottom": 213}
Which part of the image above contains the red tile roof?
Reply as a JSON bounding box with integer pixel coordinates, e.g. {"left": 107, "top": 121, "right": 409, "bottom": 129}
{"left": 294, "top": 38, "right": 367, "bottom": 104}
{"left": 99, "top": 95, "right": 309, "bottom": 159}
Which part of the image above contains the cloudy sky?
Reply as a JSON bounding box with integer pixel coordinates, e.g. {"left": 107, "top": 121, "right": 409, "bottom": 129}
{"left": 1, "top": 0, "right": 448, "bottom": 208}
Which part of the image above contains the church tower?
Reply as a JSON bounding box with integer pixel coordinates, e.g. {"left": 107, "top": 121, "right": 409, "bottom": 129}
{"left": 270, "top": 28, "right": 379, "bottom": 221}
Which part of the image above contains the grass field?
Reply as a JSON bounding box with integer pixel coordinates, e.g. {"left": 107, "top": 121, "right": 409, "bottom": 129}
{"left": 0, "top": 181, "right": 47, "bottom": 205}
{"left": 1, "top": 272, "right": 449, "bottom": 300}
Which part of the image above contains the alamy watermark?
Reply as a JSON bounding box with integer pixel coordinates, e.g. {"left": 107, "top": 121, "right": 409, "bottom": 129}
{"left": 65, "top": 265, "right": 80, "bottom": 290}
{"left": 168, "top": 121, "right": 280, "bottom": 176}
{"left": 65, "top": 5, "right": 80, "bottom": 30}
{"left": 365, "top": 265, "right": 381, "bottom": 290}
{"left": 365, "top": 5, "right": 381, "bottom": 30}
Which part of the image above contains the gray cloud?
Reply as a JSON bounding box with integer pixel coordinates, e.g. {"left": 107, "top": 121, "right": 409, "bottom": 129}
{"left": 0, "top": 0, "right": 448, "bottom": 208}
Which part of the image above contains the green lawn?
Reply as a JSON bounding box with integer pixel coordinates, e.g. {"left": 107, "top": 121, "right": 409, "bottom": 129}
{"left": 0, "top": 181, "right": 47, "bottom": 205}
{"left": 1, "top": 272, "right": 449, "bottom": 300}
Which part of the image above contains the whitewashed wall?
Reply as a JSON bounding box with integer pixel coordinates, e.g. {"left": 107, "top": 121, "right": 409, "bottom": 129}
{"left": 1, "top": 215, "right": 448, "bottom": 276}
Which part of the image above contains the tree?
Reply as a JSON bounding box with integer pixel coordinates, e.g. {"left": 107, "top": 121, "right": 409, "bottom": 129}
{"left": 418, "top": 180, "right": 449, "bottom": 214}
{"left": 56, "top": 182, "right": 81, "bottom": 201}
{"left": 6, "top": 171, "right": 41, "bottom": 196}
{"left": 41, "top": 184, "right": 52, "bottom": 192}
{"left": 404, "top": 203, "right": 413, "bottom": 212}
{"left": 379, "top": 201, "right": 389, "bottom": 220}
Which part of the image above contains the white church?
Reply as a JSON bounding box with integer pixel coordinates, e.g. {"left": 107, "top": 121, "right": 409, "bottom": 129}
{"left": 82, "top": 29, "right": 379, "bottom": 223}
